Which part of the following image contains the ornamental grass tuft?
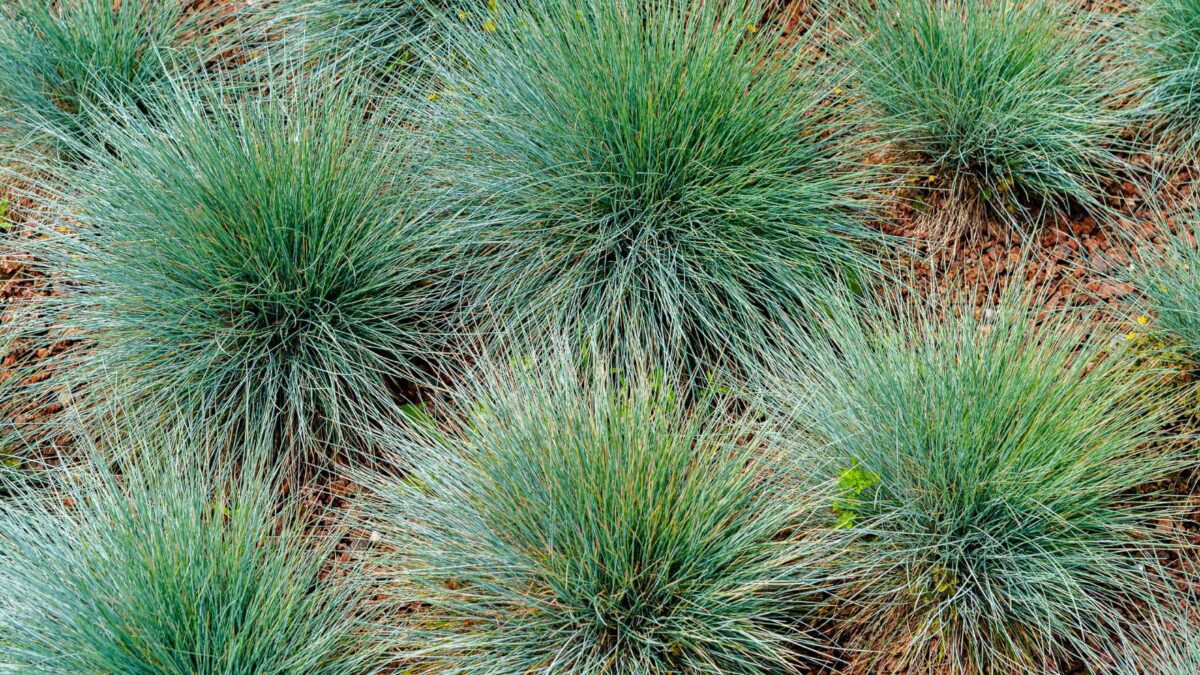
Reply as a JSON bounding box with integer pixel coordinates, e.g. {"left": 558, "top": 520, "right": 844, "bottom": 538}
{"left": 0, "top": 0, "right": 210, "bottom": 159}
{"left": 427, "top": 0, "right": 884, "bottom": 371}
{"left": 357, "top": 345, "right": 835, "bottom": 673}
{"left": 32, "top": 68, "right": 449, "bottom": 469}
{"left": 1139, "top": 0, "right": 1200, "bottom": 157}
{"left": 0, "top": 428, "right": 376, "bottom": 673}
{"left": 759, "top": 281, "right": 1192, "bottom": 673}
{"left": 847, "top": 0, "right": 1133, "bottom": 223}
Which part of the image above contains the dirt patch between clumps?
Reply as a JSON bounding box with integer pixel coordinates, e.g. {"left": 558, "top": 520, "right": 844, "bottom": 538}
{"left": 0, "top": 172, "right": 78, "bottom": 470}
{"left": 880, "top": 157, "right": 1193, "bottom": 314}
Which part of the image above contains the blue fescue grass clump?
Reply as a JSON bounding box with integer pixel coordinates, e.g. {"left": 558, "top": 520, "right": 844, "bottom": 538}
{"left": 0, "top": 0, "right": 205, "bottom": 158}
{"left": 1140, "top": 0, "right": 1200, "bottom": 156}
{"left": 358, "top": 346, "right": 835, "bottom": 673}
{"left": 848, "top": 0, "right": 1132, "bottom": 222}
{"left": 759, "top": 282, "right": 1191, "bottom": 673}
{"left": 0, "top": 430, "right": 376, "bottom": 673}
{"left": 427, "top": 0, "right": 884, "bottom": 370}
{"left": 1130, "top": 214, "right": 1200, "bottom": 363}
{"left": 35, "top": 69, "right": 448, "bottom": 467}
{"left": 281, "top": 0, "right": 433, "bottom": 67}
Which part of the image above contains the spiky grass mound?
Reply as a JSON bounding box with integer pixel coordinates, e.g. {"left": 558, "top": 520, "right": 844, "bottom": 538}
{"left": 1131, "top": 214, "right": 1200, "bottom": 362}
{"left": 0, "top": 431, "right": 375, "bottom": 673}
{"left": 0, "top": 0, "right": 205, "bottom": 158}
{"left": 759, "top": 284, "right": 1190, "bottom": 673}
{"left": 848, "top": 0, "right": 1131, "bottom": 222}
{"left": 37, "top": 70, "right": 447, "bottom": 467}
{"left": 430, "top": 0, "right": 882, "bottom": 370}
{"left": 358, "top": 347, "right": 833, "bottom": 673}
{"left": 1140, "top": 0, "right": 1200, "bottom": 156}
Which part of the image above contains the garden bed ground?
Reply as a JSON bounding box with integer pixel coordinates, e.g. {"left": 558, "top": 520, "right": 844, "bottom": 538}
{"left": 2, "top": 0, "right": 1199, "bottom": 671}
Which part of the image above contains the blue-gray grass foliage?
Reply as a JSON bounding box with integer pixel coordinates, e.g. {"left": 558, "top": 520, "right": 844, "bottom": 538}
{"left": 357, "top": 346, "right": 836, "bottom": 673}
{"left": 1130, "top": 210, "right": 1200, "bottom": 362}
{"left": 425, "top": 0, "right": 884, "bottom": 371}
{"left": 848, "top": 0, "right": 1133, "bottom": 223}
{"left": 1140, "top": 0, "right": 1200, "bottom": 157}
{"left": 29, "top": 68, "right": 451, "bottom": 469}
{"left": 0, "top": 429, "right": 377, "bottom": 673}
{"left": 0, "top": 0, "right": 211, "bottom": 159}
{"left": 759, "top": 281, "right": 1192, "bottom": 673}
